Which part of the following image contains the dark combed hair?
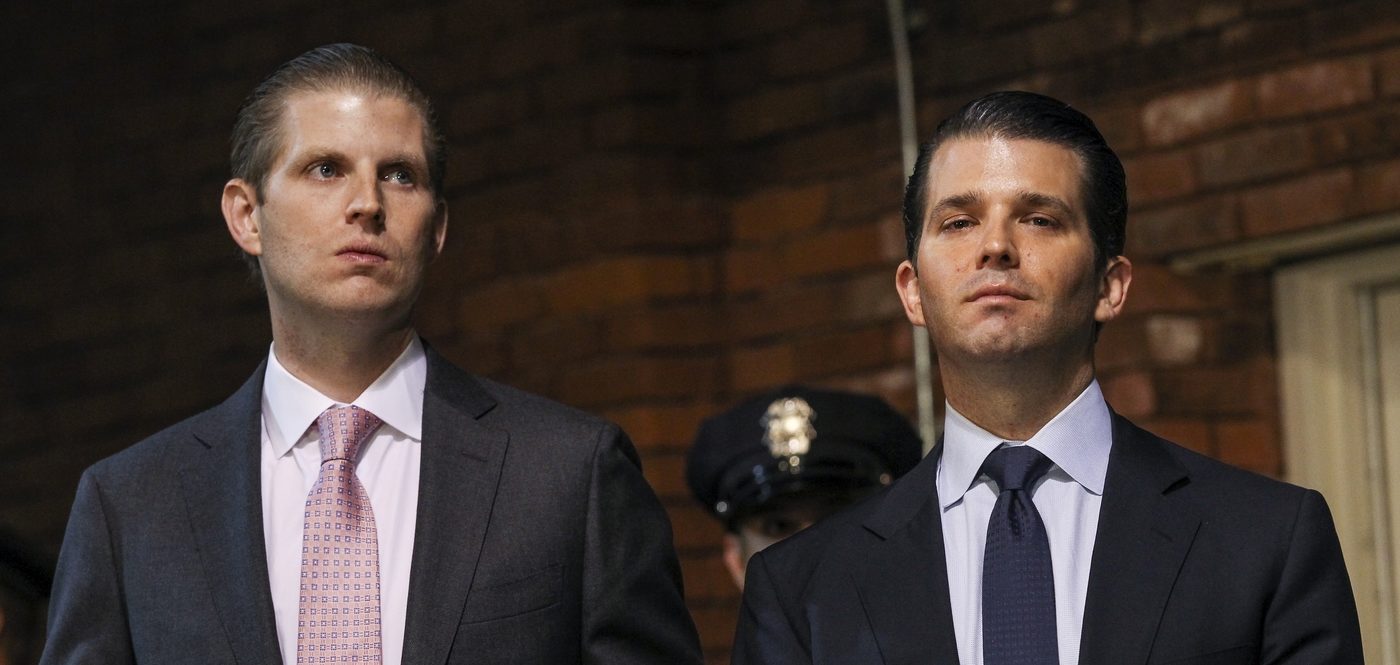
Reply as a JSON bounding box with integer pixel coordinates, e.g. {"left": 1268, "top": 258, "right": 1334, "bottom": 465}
{"left": 901, "top": 91, "right": 1127, "bottom": 271}
{"left": 229, "top": 43, "right": 447, "bottom": 198}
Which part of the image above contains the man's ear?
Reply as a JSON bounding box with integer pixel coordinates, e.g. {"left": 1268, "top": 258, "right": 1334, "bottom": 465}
{"left": 222, "top": 178, "right": 262, "bottom": 257}
{"left": 1094, "top": 255, "right": 1133, "bottom": 324}
{"left": 431, "top": 200, "right": 448, "bottom": 258}
{"left": 721, "top": 532, "right": 746, "bottom": 592}
{"left": 895, "top": 260, "right": 927, "bottom": 327}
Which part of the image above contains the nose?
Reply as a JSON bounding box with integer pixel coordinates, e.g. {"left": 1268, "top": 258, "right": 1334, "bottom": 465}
{"left": 978, "top": 219, "right": 1019, "bottom": 269}
{"left": 346, "top": 173, "right": 385, "bottom": 228}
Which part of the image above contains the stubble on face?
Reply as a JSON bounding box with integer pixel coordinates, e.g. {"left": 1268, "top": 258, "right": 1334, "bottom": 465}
{"left": 898, "top": 136, "right": 1107, "bottom": 368}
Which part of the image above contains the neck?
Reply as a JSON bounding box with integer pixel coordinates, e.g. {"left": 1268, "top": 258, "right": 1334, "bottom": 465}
{"left": 269, "top": 310, "right": 414, "bottom": 403}
{"left": 940, "top": 352, "right": 1095, "bottom": 441}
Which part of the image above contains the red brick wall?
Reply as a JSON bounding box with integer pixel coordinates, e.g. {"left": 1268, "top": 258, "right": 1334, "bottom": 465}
{"left": 4, "top": 2, "right": 1399, "bottom": 663}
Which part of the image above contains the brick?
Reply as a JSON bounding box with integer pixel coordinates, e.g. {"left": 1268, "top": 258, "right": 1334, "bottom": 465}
{"left": 622, "top": 5, "right": 712, "bottom": 51}
{"left": 839, "top": 270, "right": 906, "bottom": 323}
{"left": 1239, "top": 168, "right": 1353, "bottom": 237}
{"left": 447, "top": 86, "right": 532, "bottom": 138}
{"left": 1121, "top": 263, "right": 1219, "bottom": 313}
{"left": 752, "top": 115, "right": 900, "bottom": 184}
{"left": 1138, "top": 0, "right": 1245, "bottom": 45}
{"left": 1355, "top": 158, "right": 1400, "bottom": 216}
{"left": 725, "top": 82, "right": 825, "bottom": 142}
{"left": 543, "top": 256, "right": 716, "bottom": 314}
{"left": 1194, "top": 125, "right": 1313, "bottom": 187}
{"left": 793, "top": 325, "right": 899, "bottom": 379}
{"left": 1100, "top": 371, "right": 1157, "bottom": 417}
{"left": 1146, "top": 315, "right": 1207, "bottom": 365}
{"left": 1129, "top": 195, "right": 1240, "bottom": 258}
{"left": 1306, "top": 0, "right": 1400, "bottom": 52}
{"left": 1155, "top": 365, "right": 1260, "bottom": 416}
{"left": 1095, "top": 316, "right": 1151, "bottom": 371}
{"left": 768, "top": 20, "right": 868, "bottom": 79}
{"left": 1136, "top": 417, "right": 1214, "bottom": 455}
{"left": 604, "top": 403, "right": 722, "bottom": 449}
{"left": 558, "top": 356, "right": 719, "bottom": 407}
{"left": 641, "top": 449, "right": 690, "bottom": 500}
{"left": 604, "top": 303, "right": 725, "bottom": 351}
{"left": 1381, "top": 46, "right": 1400, "bottom": 97}
{"left": 1083, "top": 101, "right": 1144, "bottom": 154}
{"left": 681, "top": 555, "right": 740, "bottom": 603}
{"left": 456, "top": 278, "right": 545, "bottom": 329}
{"left": 1311, "top": 108, "right": 1397, "bottom": 166}
{"left": 1215, "top": 418, "right": 1282, "bottom": 476}
{"left": 935, "top": 30, "right": 1033, "bottom": 87}
{"left": 506, "top": 316, "right": 604, "bottom": 369}
{"left": 1028, "top": 4, "right": 1134, "bottom": 68}
{"left": 969, "top": 0, "right": 1063, "bottom": 29}
{"left": 731, "top": 184, "right": 830, "bottom": 243}
{"left": 1142, "top": 81, "right": 1255, "bottom": 146}
{"left": 729, "top": 342, "right": 797, "bottom": 392}
{"left": 729, "top": 285, "right": 842, "bottom": 341}
{"left": 1255, "top": 57, "right": 1374, "bottom": 120}
{"left": 716, "top": 0, "right": 805, "bottom": 43}
{"left": 1124, "top": 149, "right": 1197, "bottom": 205}
{"left": 669, "top": 502, "right": 728, "bottom": 551}
{"left": 828, "top": 164, "right": 905, "bottom": 223}
{"left": 725, "top": 246, "right": 783, "bottom": 294}
{"left": 782, "top": 221, "right": 888, "bottom": 279}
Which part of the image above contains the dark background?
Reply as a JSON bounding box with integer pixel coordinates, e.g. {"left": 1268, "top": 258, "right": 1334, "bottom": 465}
{"left": 4, "top": 1, "right": 1399, "bottom": 662}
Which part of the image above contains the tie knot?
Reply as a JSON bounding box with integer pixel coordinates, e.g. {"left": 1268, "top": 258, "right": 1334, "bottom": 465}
{"left": 315, "top": 405, "right": 383, "bottom": 464}
{"left": 980, "top": 445, "right": 1052, "bottom": 493}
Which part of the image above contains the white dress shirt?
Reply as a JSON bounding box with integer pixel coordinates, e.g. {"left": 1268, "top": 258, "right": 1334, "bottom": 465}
{"left": 260, "top": 337, "right": 425, "bottom": 665}
{"left": 937, "top": 380, "right": 1113, "bottom": 665}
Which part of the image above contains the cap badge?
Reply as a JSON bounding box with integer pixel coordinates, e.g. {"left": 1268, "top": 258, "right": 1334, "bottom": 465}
{"left": 762, "top": 396, "right": 816, "bottom": 470}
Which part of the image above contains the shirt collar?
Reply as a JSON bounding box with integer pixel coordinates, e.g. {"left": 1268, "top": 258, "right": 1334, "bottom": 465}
{"left": 937, "top": 379, "right": 1113, "bottom": 509}
{"left": 262, "top": 336, "right": 428, "bottom": 458}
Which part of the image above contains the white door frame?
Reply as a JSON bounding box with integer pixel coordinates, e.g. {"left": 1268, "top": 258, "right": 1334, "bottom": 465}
{"left": 1276, "top": 241, "right": 1400, "bottom": 665}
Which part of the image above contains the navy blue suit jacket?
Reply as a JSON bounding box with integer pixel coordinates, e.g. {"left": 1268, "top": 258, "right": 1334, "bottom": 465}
{"left": 733, "top": 413, "right": 1363, "bottom": 664}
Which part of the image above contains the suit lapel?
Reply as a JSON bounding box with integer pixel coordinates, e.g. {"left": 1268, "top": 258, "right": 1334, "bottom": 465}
{"left": 400, "top": 347, "right": 509, "bottom": 665}
{"left": 180, "top": 362, "right": 283, "bottom": 665}
{"left": 852, "top": 443, "right": 961, "bottom": 664}
{"left": 1079, "top": 414, "right": 1200, "bottom": 664}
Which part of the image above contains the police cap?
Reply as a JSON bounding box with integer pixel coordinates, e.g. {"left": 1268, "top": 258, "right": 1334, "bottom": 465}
{"left": 686, "top": 385, "right": 923, "bottom": 527}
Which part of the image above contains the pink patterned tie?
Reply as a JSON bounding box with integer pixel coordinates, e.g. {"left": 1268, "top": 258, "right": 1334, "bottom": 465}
{"left": 297, "top": 405, "right": 384, "bottom": 664}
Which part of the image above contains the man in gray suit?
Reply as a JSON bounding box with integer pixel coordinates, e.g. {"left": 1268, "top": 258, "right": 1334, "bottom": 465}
{"left": 41, "top": 43, "right": 701, "bottom": 665}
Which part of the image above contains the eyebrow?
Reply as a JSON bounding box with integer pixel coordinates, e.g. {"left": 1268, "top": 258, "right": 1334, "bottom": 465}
{"left": 927, "top": 189, "right": 1076, "bottom": 220}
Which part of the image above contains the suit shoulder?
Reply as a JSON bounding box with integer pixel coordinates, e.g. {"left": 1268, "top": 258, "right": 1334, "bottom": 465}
{"left": 472, "top": 376, "right": 608, "bottom": 427}
{"left": 751, "top": 485, "right": 890, "bottom": 579}
{"left": 1122, "top": 418, "right": 1314, "bottom": 510}
{"left": 82, "top": 406, "right": 215, "bottom": 489}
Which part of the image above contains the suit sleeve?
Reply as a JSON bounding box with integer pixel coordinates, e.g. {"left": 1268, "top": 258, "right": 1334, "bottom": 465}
{"left": 1261, "top": 489, "right": 1364, "bottom": 664}
{"left": 732, "top": 551, "right": 811, "bottom": 665}
{"left": 580, "top": 423, "right": 703, "bottom": 665}
{"left": 39, "top": 470, "right": 137, "bottom": 665}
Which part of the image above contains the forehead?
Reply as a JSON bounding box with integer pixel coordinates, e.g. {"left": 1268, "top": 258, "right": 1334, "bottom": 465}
{"left": 925, "top": 136, "right": 1085, "bottom": 211}
{"left": 273, "top": 89, "right": 428, "bottom": 162}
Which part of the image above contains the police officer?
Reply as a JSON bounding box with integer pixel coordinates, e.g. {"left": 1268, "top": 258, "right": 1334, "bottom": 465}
{"left": 687, "top": 386, "right": 923, "bottom": 589}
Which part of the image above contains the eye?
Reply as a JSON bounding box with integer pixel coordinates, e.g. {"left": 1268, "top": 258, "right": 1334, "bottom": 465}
{"left": 310, "top": 162, "right": 338, "bottom": 179}
{"left": 942, "top": 217, "right": 975, "bottom": 232}
{"left": 1026, "top": 215, "right": 1056, "bottom": 227}
{"left": 383, "top": 168, "right": 415, "bottom": 185}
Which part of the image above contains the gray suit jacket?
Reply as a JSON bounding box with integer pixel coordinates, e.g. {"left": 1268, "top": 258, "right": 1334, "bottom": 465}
{"left": 733, "top": 413, "right": 1363, "bottom": 664}
{"left": 41, "top": 346, "right": 702, "bottom": 664}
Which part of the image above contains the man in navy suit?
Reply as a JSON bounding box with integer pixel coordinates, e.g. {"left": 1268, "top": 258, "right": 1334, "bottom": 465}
{"left": 41, "top": 44, "right": 701, "bottom": 665}
{"left": 732, "top": 91, "right": 1363, "bottom": 664}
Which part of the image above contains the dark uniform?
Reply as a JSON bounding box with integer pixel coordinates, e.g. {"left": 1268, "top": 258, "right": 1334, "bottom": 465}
{"left": 686, "top": 386, "right": 923, "bottom": 589}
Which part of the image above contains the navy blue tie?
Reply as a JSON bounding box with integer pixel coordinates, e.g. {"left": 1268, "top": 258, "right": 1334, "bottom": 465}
{"left": 981, "top": 445, "right": 1057, "bottom": 665}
